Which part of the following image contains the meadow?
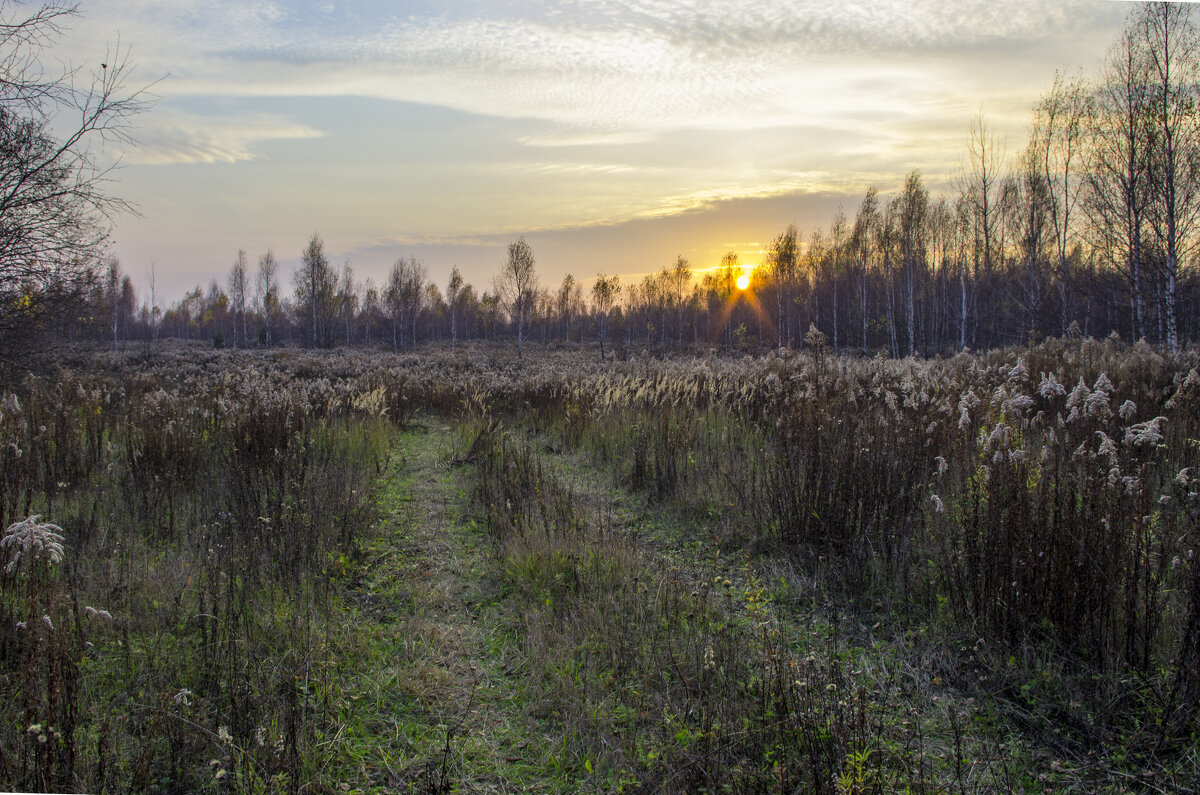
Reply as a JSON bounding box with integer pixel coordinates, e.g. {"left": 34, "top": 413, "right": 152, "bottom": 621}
{"left": 1, "top": 337, "right": 1198, "bottom": 793}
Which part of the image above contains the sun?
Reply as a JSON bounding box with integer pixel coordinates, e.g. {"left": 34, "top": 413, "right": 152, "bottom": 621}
{"left": 736, "top": 272, "right": 750, "bottom": 290}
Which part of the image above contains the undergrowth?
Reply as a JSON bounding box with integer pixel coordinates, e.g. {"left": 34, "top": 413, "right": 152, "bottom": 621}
{"left": 466, "top": 417, "right": 1027, "bottom": 792}
{"left": 2, "top": 338, "right": 1198, "bottom": 791}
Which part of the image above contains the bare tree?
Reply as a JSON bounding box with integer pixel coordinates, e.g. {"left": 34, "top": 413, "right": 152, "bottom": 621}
{"left": 446, "top": 266, "right": 464, "bottom": 351}
{"left": 385, "top": 255, "right": 425, "bottom": 352}
{"left": 642, "top": 270, "right": 666, "bottom": 348}
{"left": 1083, "top": 23, "right": 1153, "bottom": 342}
{"left": 807, "top": 227, "right": 827, "bottom": 339}
{"left": 898, "top": 170, "right": 929, "bottom": 356}
{"left": 953, "top": 195, "right": 972, "bottom": 350}
{"left": 926, "top": 197, "right": 956, "bottom": 347}
{"left": 1009, "top": 146, "right": 1052, "bottom": 336}
{"left": 385, "top": 261, "right": 404, "bottom": 351}
{"left": 665, "top": 256, "right": 691, "bottom": 348}
{"left": 256, "top": 250, "right": 278, "bottom": 346}
{"left": 717, "top": 251, "right": 741, "bottom": 347}
{"left": 556, "top": 273, "right": 577, "bottom": 346}
{"left": 877, "top": 198, "right": 900, "bottom": 358}
{"left": 294, "top": 232, "right": 336, "bottom": 348}
{"left": 1138, "top": 1, "right": 1200, "bottom": 352}
{"left": 1032, "top": 71, "right": 1088, "bottom": 334}
{"left": 228, "top": 250, "right": 247, "bottom": 348}
{"left": 768, "top": 225, "right": 798, "bottom": 354}
{"left": 495, "top": 236, "right": 538, "bottom": 357}
{"left": 962, "top": 110, "right": 1006, "bottom": 279}
{"left": 424, "top": 281, "right": 445, "bottom": 342}
{"left": 829, "top": 209, "right": 847, "bottom": 352}
{"left": 336, "top": 259, "right": 356, "bottom": 346}
{"left": 361, "top": 278, "right": 379, "bottom": 345}
{"left": 851, "top": 188, "right": 879, "bottom": 351}
{"left": 104, "top": 256, "right": 120, "bottom": 351}
{"left": 592, "top": 273, "right": 620, "bottom": 361}
{"left": 147, "top": 261, "right": 160, "bottom": 342}
{"left": 0, "top": 2, "right": 151, "bottom": 368}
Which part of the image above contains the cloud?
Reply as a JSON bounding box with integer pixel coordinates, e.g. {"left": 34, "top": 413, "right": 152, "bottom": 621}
{"left": 72, "top": 0, "right": 1134, "bottom": 294}
{"left": 518, "top": 130, "right": 657, "bottom": 147}
{"left": 125, "top": 111, "right": 324, "bottom": 165}
{"left": 65, "top": 0, "right": 1123, "bottom": 134}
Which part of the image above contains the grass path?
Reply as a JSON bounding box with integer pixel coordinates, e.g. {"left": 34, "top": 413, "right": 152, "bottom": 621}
{"left": 327, "top": 419, "right": 1017, "bottom": 792}
{"left": 326, "top": 422, "right": 566, "bottom": 793}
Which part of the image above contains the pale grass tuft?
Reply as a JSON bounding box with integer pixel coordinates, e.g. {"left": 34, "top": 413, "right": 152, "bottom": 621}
{"left": 1038, "top": 371, "right": 1066, "bottom": 399}
{"left": 1006, "top": 356, "right": 1029, "bottom": 384}
{"left": 1084, "top": 375, "right": 1112, "bottom": 418}
{"left": 1123, "top": 416, "right": 1166, "bottom": 448}
{"left": 351, "top": 386, "right": 389, "bottom": 419}
{"left": 1065, "top": 377, "right": 1089, "bottom": 422}
{"left": 803, "top": 323, "right": 827, "bottom": 348}
{"left": 2, "top": 515, "right": 65, "bottom": 575}
{"left": 84, "top": 605, "right": 113, "bottom": 622}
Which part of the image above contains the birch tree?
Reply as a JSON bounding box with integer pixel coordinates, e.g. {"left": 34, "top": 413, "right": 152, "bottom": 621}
{"left": 1032, "top": 72, "right": 1088, "bottom": 334}
{"left": 592, "top": 274, "right": 620, "bottom": 361}
{"left": 851, "top": 188, "right": 879, "bottom": 352}
{"left": 1084, "top": 23, "right": 1154, "bottom": 342}
{"left": 496, "top": 237, "right": 538, "bottom": 358}
{"left": 257, "top": 250, "right": 278, "bottom": 347}
{"left": 1138, "top": 1, "right": 1200, "bottom": 352}
{"left": 829, "top": 209, "right": 847, "bottom": 352}
{"left": 898, "top": 171, "right": 928, "bottom": 356}
{"left": 447, "top": 266, "right": 464, "bottom": 351}
{"left": 769, "top": 225, "right": 798, "bottom": 353}
{"left": 963, "top": 111, "right": 1005, "bottom": 278}
{"left": 228, "top": 250, "right": 247, "bottom": 348}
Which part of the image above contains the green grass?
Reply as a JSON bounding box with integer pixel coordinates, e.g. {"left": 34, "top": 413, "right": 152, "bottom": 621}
{"left": 318, "top": 423, "right": 571, "bottom": 792}
{"left": 4, "top": 342, "right": 1199, "bottom": 793}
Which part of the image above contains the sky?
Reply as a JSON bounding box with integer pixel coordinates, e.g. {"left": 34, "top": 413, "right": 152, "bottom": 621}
{"left": 48, "top": 0, "right": 1135, "bottom": 302}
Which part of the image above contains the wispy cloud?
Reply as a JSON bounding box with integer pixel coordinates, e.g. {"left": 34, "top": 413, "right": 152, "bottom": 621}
{"left": 67, "top": 0, "right": 1123, "bottom": 132}
{"left": 125, "top": 111, "right": 324, "bottom": 165}
{"left": 53, "top": 0, "right": 1135, "bottom": 296}
{"left": 517, "top": 129, "right": 657, "bottom": 148}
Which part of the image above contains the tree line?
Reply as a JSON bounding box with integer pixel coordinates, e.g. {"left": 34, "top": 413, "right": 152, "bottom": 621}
{"left": 6, "top": 3, "right": 1200, "bottom": 368}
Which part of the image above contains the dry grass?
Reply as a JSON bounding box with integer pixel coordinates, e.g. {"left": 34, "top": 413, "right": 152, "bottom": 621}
{"left": 2, "top": 337, "right": 1197, "bottom": 791}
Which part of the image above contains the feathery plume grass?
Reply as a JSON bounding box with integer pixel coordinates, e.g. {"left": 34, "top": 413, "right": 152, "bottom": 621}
{"left": 2, "top": 516, "right": 65, "bottom": 575}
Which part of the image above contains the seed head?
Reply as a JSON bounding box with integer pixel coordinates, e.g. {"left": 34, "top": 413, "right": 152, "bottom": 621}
{"left": 2, "top": 516, "right": 65, "bottom": 575}
{"left": 1123, "top": 417, "right": 1166, "bottom": 448}
{"left": 1036, "top": 372, "right": 1065, "bottom": 398}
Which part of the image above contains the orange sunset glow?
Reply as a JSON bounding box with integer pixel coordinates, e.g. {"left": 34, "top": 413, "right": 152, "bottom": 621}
{"left": 40, "top": 1, "right": 1130, "bottom": 300}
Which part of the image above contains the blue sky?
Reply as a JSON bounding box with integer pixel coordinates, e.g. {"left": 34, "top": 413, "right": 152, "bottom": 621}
{"left": 52, "top": 0, "right": 1131, "bottom": 300}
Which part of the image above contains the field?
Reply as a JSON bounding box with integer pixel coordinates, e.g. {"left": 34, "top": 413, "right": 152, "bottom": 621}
{"left": 2, "top": 338, "right": 1199, "bottom": 793}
